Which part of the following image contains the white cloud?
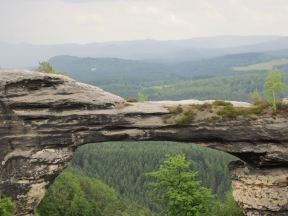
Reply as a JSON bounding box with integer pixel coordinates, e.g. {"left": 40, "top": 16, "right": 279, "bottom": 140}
{"left": 0, "top": 0, "right": 288, "bottom": 44}
{"left": 74, "top": 14, "right": 102, "bottom": 25}
{"left": 146, "top": 7, "right": 160, "bottom": 15}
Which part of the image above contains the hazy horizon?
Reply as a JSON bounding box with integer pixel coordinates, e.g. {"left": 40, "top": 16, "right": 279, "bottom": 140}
{"left": 1, "top": 0, "right": 288, "bottom": 44}
{"left": 0, "top": 34, "right": 285, "bottom": 46}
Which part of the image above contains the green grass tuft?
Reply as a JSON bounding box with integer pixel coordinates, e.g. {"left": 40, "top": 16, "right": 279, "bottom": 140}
{"left": 163, "top": 100, "right": 287, "bottom": 124}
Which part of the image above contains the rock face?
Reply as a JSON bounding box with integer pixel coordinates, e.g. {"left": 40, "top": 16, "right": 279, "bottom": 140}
{"left": 230, "top": 161, "right": 288, "bottom": 216}
{"left": 0, "top": 70, "right": 287, "bottom": 216}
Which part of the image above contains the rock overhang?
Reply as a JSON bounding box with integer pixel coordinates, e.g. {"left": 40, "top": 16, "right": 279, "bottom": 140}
{"left": 0, "top": 70, "right": 287, "bottom": 216}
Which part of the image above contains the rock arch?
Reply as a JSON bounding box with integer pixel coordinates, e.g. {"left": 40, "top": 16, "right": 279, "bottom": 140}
{"left": 0, "top": 70, "right": 287, "bottom": 216}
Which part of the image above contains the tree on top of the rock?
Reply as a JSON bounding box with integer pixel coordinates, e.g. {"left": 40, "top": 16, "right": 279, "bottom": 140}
{"left": 37, "top": 61, "right": 62, "bottom": 75}
{"left": 264, "top": 69, "right": 286, "bottom": 112}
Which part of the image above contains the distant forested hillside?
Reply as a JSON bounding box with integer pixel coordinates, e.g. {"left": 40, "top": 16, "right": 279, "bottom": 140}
{"left": 142, "top": 72, "right": 288, "bottom": 101}
{"left": 49, "top": 55, "right": 180, "bottom": 86}
{"left": 49, "top": 54, "right": 288, "bottom": 101}
{"left": 171, "top": 52, "right": 281, "bottom": 77}
{"left": 49, "top": 53, "right": 281, "bottom": 83}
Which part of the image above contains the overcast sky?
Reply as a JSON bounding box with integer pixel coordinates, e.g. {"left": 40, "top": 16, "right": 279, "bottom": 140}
{"left": 1, "top": 0, "right": 288, "bottom": 44}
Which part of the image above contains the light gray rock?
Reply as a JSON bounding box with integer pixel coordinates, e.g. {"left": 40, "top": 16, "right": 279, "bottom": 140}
{"left": 230, "top": 161, "right": 288, "bottom": 216}
{"left": 0, "top": 70, "right": 287, "bottom": 216}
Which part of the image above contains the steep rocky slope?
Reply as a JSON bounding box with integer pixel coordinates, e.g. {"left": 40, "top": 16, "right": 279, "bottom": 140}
{"left": 0, "top": 70, "right": 287, "bottom": 216}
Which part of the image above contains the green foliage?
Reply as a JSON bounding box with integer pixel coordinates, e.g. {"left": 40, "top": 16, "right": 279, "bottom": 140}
{"left": 38, "top": 144, "right": 244, "bottom": 216}
{"left": 72, "top": 142, "right": 236, "bottom": 212}
{"left": 142, "top": 73, "right": 274, "bottom": 102}
{"left": 126, "top": 98, "right": 138, "bottom": 103}
{"left": 37, "top": 169, "right": 153, "bottom": 216}
{"left": 193, "top": 103, "right": 213, "bottom": 111}
{"left": 215, "top": 101, "right": 271, "bottom": 120}
{"left": 49, "top": 53, "right": 277, "bottom": 87}
{"left": 175, "top": 110, "right": 196, "bottom": 124}
{"left": 146, "top": 154, "right": 214, "bottom": 216}
{"left": 250, "top": 89, "right": 263, "bottom": 104}
{"left": 163, "top": 105, "right": 196, "bottom": 124}
{"left": 40, "top": 142, "right": 243, "bottom": 215}
{"left": 212, "top": 100, "right": 232, "bottom": 106}
{"left": 49, "top": 55, "right": 179, "bottom": 87}
{"left": 264, "top": 69, "right": 286, "bottom": 111}
{"left": 0, "top": 197, "right": 15, "bottom": 216}
{"left": 216, "top": 104, "right": 238, "bottom": 120}
{"left": 137, "top": 92, "right": 149, "bottom": 102}
{"left": 125, "top": 92, "right": 149, "bottom": 103}
{"left": 49, "top": 54, "right": 288, "bottom": 102}
{"left": 37, "top": 61, "right": 62, "bottom": 75}
{"left": 233, "top": 58, "right": 288, "bottom": 72}
{"left": 214, "top": 192, "right": 244, "bottom": 216}
{"left": 34, "top": 209, "right": 41, "bottom": 216}
{"left": 171, "top": 105, "right": 184, "bottom": 114}
{"left": 163, "top": 98, "right": 280, "bottom": 124}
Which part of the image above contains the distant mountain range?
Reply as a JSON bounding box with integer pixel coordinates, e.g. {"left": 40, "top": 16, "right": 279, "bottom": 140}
{"left": 2, "top": 35, "right": 288, "bottom": 68}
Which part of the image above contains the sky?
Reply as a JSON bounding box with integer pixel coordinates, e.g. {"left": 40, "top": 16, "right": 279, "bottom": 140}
{"left": 0, "top": 0, "right": 288, "bottom": 44}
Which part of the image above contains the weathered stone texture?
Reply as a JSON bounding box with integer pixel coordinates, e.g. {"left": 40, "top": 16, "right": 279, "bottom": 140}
{"left": 230, "top": 161, "right": 288, "bottom": 216}
{"left": 0, "top": 70, "right": 287, "bottom": 216}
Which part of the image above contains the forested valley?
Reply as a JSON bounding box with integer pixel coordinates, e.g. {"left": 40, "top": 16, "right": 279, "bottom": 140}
{"left": 36, "top": 142, "right": 243, "bottom": 216}
{"left": 49, "top": 55, "right": 288, "bottom": 102}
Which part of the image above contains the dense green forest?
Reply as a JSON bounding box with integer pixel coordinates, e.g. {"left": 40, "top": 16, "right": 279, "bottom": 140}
{"left": 146, "top": 154, "right": 243, "bottom": 216}
{"left": 0, "top": 197, "right": 14, "bottom": 216}
{"left": 71, "top": 142, "right": 236, "bottom": 211}
{"left": 100, "top": 71, "right": 288, "bottom": 101}
{"left": 37, "top": 143, "right": 242, "bottom": 216}
{"left": 49, "top": 56, "right": 181, "bottom": 86}
{"left": 49, "top": 53, "right": 285, "bottom": 85}
{"left": 50, "top": 54, "right": 288, "bottom": 101}
{"left": 37, "top": 169, "right": 155, "bottom": 216}
{"left": 142, "top": 72, "right": 288, "bottom": 101}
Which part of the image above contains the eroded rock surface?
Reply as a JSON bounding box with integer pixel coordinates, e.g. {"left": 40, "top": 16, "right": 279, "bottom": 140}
{"left": 230, "top": 161, "right": 288, "bottom": 216}
{"left": 0, "top": 70, "right": 287, "bottom": 216}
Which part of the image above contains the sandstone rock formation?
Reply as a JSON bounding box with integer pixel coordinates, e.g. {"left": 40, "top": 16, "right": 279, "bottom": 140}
{"left": 0, "top": 70, "right": 287, "bottom": 216}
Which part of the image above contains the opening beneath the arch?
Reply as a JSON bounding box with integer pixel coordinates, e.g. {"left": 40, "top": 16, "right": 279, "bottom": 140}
{"left": 36, "top": 141, "right": 243, "bottom": 216}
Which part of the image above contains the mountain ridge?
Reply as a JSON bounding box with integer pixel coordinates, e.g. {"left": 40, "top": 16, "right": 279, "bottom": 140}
{"left": 1, "top": 35, "right": 287, "bottom": 68}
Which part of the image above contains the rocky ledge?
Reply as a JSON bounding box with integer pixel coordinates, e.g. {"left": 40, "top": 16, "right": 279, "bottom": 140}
{"left": 0, "top": 70, "right": 287, "bottom": 216}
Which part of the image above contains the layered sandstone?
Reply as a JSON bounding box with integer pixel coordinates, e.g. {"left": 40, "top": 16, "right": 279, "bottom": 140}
{"left": 0, "top": 70, "right": 287, "bottom": 216}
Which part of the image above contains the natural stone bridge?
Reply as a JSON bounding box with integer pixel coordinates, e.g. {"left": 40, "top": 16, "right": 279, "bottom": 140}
{"left": 0, "top": 70, "right": 287, "bottom": 216}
